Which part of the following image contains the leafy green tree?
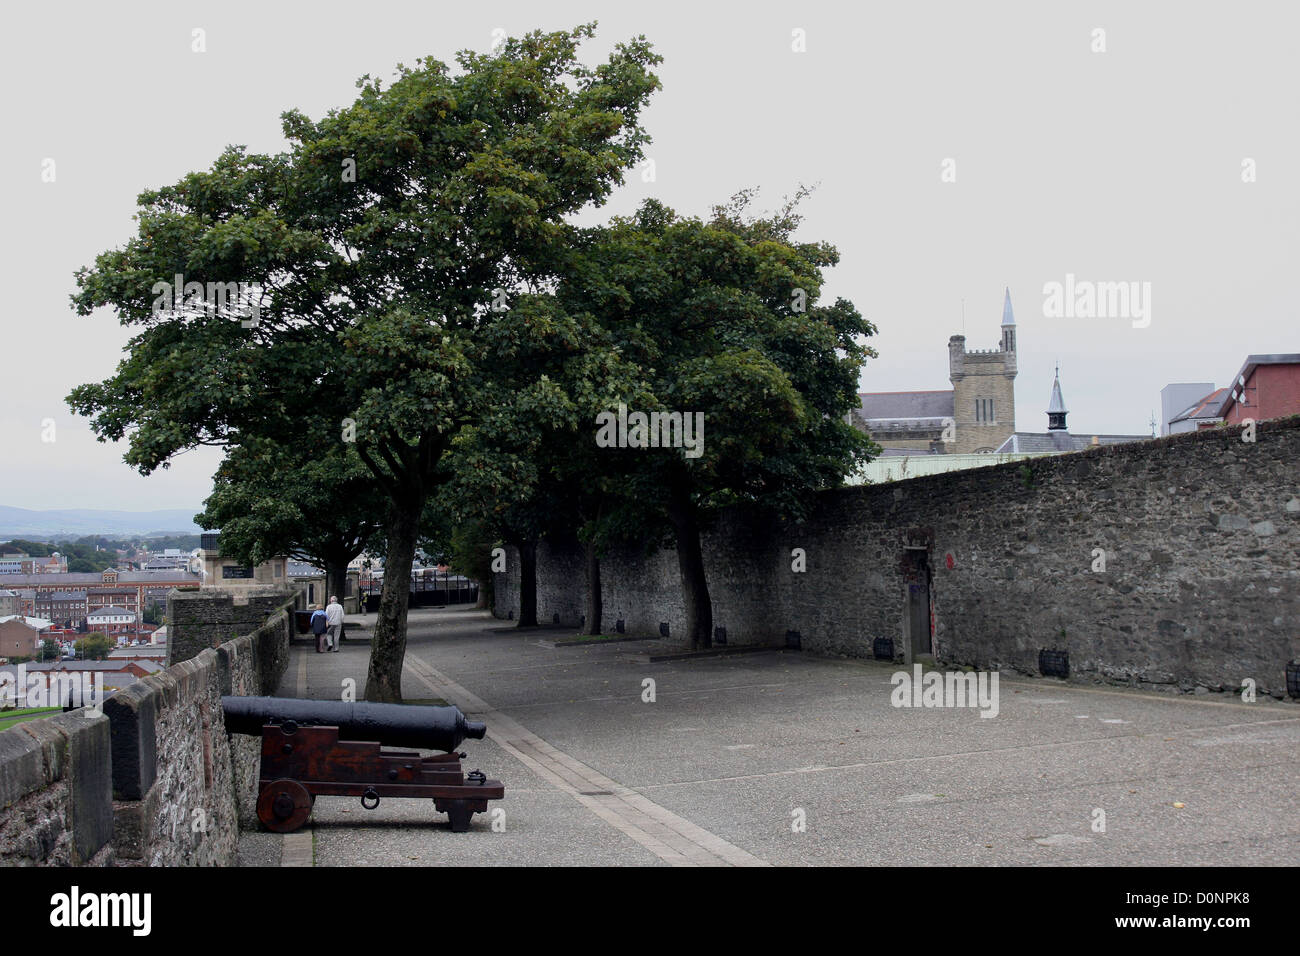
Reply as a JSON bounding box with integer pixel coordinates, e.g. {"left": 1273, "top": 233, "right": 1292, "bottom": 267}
{"left": 75, "top": 633, "right": 114, "bottom": 660}
{"left": 557, "top": 194, "right": 878, "bottom": 647}
{"left": 67, "top": 25, "right": 661, "bottom": 700}
{"left": 197, "top": 433, "right": 382, "bottom": 603}
{"left": 1, "top": 540, "right": 54, "bottom": 557}
{"left": 448, "top": 517, "right": 496, "bottom": 610}
{"left": 440, "top": 289, "right": 650, "bottom": 629}
{"left": 39, "top": 639, "right": 59, "bottom": 662}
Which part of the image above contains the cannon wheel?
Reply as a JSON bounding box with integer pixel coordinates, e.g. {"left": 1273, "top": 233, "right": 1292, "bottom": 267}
{"left": 258, "top": 779, "right": 313, "bottom": 833}
{"left": 443, "top": 799, "right": 474, "bottom": 833}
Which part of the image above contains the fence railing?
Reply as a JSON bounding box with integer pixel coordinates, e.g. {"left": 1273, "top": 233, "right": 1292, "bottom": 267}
{"left": 360, "top": 573, "right": 479, "bottom": 611}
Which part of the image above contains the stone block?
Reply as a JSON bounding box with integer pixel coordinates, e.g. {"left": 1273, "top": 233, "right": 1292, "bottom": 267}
{"left": 112, "top": 781, "right": 160, "bottom": 860}
{"left": 103, "top": 681, "right": 157, "bottom": 800}
{"left": 0, "top": 724, "right": 54, "bottom": 808}
{"left": 48, "top": 711, "right": 114, "bottom": 864}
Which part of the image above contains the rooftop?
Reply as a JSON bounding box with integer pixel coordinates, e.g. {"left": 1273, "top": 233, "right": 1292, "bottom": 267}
{"left": 996, "top": 432, "right": 1150, "bottom": 454}
{"left": 857, "top": 390, "right": 955, "bottom": 421}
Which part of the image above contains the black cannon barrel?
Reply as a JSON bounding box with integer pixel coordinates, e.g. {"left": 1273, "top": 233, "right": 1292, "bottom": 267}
{"left": 221, "top": 696, "right": 486, "bottom": 753}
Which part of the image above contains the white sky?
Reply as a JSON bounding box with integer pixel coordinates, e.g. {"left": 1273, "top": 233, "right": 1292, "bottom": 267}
{"left": 1, "top": 0, "right": 1295, "bottom": 510}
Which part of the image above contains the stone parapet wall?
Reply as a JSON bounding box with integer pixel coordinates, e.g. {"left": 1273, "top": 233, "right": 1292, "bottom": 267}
{"left": 499, "top": 417, "right": 1300, "bottom": 697}
{"left": 0, "top": 590, "right": 296, "bottom": 866}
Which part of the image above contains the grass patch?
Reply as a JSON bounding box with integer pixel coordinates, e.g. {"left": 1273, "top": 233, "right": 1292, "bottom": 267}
{"left": 2, "top": 707, "right": 61, "bottom": 718}
{"left": 0, "top": 707, "right": 60, "bottom": 732}
{"left": 403, "top": 697, "right": 450, "bottom": 708}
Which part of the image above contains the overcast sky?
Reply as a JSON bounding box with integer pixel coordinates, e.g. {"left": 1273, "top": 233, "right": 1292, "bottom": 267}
{"left": 2, "top": 0, "right": 1295, "bottom": 511}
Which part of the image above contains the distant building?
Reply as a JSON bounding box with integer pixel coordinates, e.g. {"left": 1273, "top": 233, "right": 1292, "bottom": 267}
{"left": 86, "top": 606, "right": 135, "bottom": 636}
{"left": 1163, "top": 384, "right": 1226, "bottom": 434}
{"left": 34, "top": 589, "right": 88, "bottom": 628}
{"left": 1160, "top": 354, "right": 1300, "bottom": 438}
{"left": 86, "top": 587, "right": 140, "bottom": 618}
{"left": 0, "top": 568, "right": 200, "bottom": 621}
{"left": 1217, "top": 353, "right": 1300, "bottom": 425}
{"left": 109, "top": 644, "right": 167, "bottom": 663}
{"left": 199, "top": 534, "right": 289, "bottom": 591}
{"left": 0, "top": 659, "right": 165, "bottom": 706}
{"left": 0, "top": 616, "right": 53, "bottom": 658}
{"left": 852, "top": 288, "right": 1019, "bottom": 455}
{"left": 0, "top": 589, "right": 18, "bottom": 617}
{"left": 996, "top": 367, "right": 1149, "bottom": 454}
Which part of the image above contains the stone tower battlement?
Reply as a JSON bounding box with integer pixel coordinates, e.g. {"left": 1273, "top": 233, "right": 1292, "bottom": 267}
{"left": 947, "top": 288, "right": 1018, "bottom": 452}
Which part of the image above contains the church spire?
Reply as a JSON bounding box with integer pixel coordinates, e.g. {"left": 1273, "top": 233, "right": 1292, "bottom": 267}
{"left": 1047, "top": 364, "right": 1068, "bottom": 431}
{"left": 1000, "top": 287, "right": 1016, "bottom": 353}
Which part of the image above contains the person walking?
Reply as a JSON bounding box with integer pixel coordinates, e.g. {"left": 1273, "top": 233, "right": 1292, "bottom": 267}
{"left": 310, "top": 604, "right": 329, "bottom": 653}
{"left": 325, "top": 594, "right": 344, "bottom": 652}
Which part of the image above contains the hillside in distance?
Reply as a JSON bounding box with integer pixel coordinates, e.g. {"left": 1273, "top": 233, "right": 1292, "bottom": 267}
{"left": 0, "top": 505, "right": 204, "bottom": 539}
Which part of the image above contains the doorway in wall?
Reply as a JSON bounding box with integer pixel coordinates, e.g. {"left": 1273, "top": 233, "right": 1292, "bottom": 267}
{"left": 904, "top": 552, "right": 933, "bottom": 658}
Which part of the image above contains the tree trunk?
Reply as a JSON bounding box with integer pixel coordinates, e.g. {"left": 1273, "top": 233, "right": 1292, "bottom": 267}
{"left": 326, "top": 559, "right": 349, "bottom": 613}
{"left": 366, "top": 504, "right": 419, "bottom": 701}
{"left": 516, "top": 538, "right": 539, "bottom": 628}
{"left": 583, "top": 539, "right": 602, "bottom": 635}
{"left": 667, "top": 485, "right": 711, "bottom": 649}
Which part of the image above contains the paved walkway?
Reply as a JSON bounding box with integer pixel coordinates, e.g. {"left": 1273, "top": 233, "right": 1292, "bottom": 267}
{"left": 238, "top": 606, "right": 1300, "bottom": 866}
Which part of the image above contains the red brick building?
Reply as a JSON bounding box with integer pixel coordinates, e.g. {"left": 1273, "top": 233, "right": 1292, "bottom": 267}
{"left": 0, "top": 616, "right": 52, "bottom": 658}
{"left": 1218, "top": 354, "right": 1300, "bottom": 425}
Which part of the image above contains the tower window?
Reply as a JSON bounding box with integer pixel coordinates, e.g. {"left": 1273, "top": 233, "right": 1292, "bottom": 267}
{"left": 974, "top": 399, "right": 995, "bottom": 423}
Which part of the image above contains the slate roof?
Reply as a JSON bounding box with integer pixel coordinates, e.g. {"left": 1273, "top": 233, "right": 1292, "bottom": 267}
{"left": 857, "top": 390, "right": 955, "bottom": 421}
{"left": 995, "top": 432, "right": 1149, "bottom": 454}
{"left": 0, "top": 571, "right": 200, "bottom": 588}
{"left": 0, "top": 615, "right": 54, "bottom": 630}
{"left": 87, "top": 606, "right": 133, "bottom": 618}
{"left": 37, "top": 590, "right": 87, "bottom": 602}
{"left": 1171, "top": 387, "right": 1226, "bottom": 424}
{"left": 1047, "top": 374, "right": 1067, "bottom": 414}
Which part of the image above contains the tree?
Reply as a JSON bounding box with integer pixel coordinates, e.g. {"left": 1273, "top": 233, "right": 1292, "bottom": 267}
{"left": 557, "top": 194, "right": 878, "bottom": 648}
{"left": 438, "top": 289, "right": 650, "bottom": 629}
{"left": 39, "top": 639, "right": 59, "bottom": 662}
{"left": 75, "top": 633, "right": 114, "bottom": 660}
{"left": 448, "top": 517, "right": 496, "bottom": 610}
{"left": 196, "top": 433, "right": 382, "bottom": 603}
{"left": 68, "top": 25, "right": 661, "bottom": 700}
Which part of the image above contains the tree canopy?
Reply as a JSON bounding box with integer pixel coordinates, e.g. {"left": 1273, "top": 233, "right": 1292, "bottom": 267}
{"left": 68, "top": 24, "right": 662, "bottom": 699}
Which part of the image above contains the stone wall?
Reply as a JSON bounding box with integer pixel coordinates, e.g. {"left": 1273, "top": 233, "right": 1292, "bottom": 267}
{"left": 498, "top": 417, "right": 1300, "bottom": 698}
{"left": 167, "top": 588, "right": 298, "bottom": 668}
{"left": 0, "top": 590, "right": 296, "bottom": 866}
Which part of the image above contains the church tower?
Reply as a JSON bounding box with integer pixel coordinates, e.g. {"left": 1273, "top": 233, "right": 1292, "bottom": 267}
{"left": 948, "top": 288, "right": 1018, "bottom": 453}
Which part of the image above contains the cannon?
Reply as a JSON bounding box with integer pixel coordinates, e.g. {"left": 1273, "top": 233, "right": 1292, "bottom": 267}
{"left": 221, "top": 696, "right": 505, "bottom": 833}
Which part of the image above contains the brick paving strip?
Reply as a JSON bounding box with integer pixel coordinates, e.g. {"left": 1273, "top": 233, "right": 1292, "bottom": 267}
{"left": 403, "top": 654, "right": 769, "bottom": 867}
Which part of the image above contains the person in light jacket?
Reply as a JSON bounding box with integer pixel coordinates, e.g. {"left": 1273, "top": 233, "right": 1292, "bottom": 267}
{"left": 325, "top": 595, "right": 345, "bottom": 652}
